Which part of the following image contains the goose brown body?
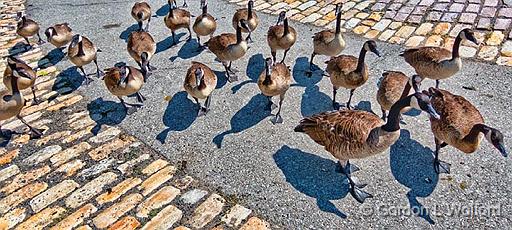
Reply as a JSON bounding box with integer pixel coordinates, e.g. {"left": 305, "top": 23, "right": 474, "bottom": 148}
{"left": 131, "top": 2, "right": 151, "bottom": 22}
{"left": 430, "top": 88, "right": 485, "bottom": 153}
{"left": 313, "top": 29, "right": 345, "bottom": 57}
{"left": 104, "top": 66, "right": 144, "bottom": 97}
{"left": 296, "top": 110, "right": 399, "bottom": 160}
{"left": 401, "top": 47, "right": 460, "bottom": 80}
{"left": 17, "top": 17, "right": 40, "bottom": 38}
{"left": 207, "top": 33, "right": 247, "bottom": 62}
{"left": 257, "top": 63, "right": 291, "bottom": 97}
{"left": 193, "top": 13, "right": 216, "bottom": 37}
{"left": 232, "top": 9, "right": 258, "bottom": 34}
{"left": 67, "top": 36, "right": 97, "bottom": 67}
{"left": 0, "top": 86, "right": 24, "bottom": 121}
{"left": 184, "top": 62, "right": 217, "bottom": 100}
{"left": 327, "top": 55, "right": 368, "bottom": 90}
{"left": 127, "top": 31, "right": 156, "bottom": 63}
{"left": 3, "top": 61, "right": 36, "bottom": 91}
{"left": 46, "top": 23, "right": 73, "bottom": 48}
{"left": 267, "top": 24, "right": 296, "bottom": 54}
{"left": 377, "top": 71, "right": 413, "bottom": 114}
{"left": 164, "top": 8, "right": 191, "bottom": 31}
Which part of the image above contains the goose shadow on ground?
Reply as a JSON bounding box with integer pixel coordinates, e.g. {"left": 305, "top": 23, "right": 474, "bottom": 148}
{"left": 390, "top": 129, "right": 438, "bottom": 224}
{"left": 156, "top": 91, "right": 197, "bottom": 144}
{"left": 119, "top": 24, "right": 139, "bottom": 42}
{"left": 214, "top": 70, "right": 228, "bottom": 89}
{"left": 51, "top": 66, "right": 87, "bottom": 94}
{"left": 273, "top": 145, "right": 348, "bottom": 218}
{"left": 170, "top": 38, "right": 202, "bottom": 61}
{"left": 156, "top": 3, "right": 169, "bottom": 17}
{"left": 292, "top": 56, "right": 332, "bottom": 117}
{"left": 231, "top": 53, "right": 264, "bottom": 94}
{"left": 213, "top": 93, "right": 271, "bottom": 148}
{"left": 37, "top": 47, "right": 66, "bottom": 68}
{"left": 7, "top": 42, "right": 31, "bottom": 56}
{"left": 157, "top": 33, "right": 186, "bottom": 54}
{"left": 87, "top": 97, "right": 128, "bottom": 135}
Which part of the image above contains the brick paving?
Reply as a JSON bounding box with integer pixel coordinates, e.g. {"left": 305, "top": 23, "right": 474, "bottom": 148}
{"left": 0, "top": 1, "right": 270, "bottom": 229}
{"left": 231, "top": 0, "right": 512, "bottom": 66}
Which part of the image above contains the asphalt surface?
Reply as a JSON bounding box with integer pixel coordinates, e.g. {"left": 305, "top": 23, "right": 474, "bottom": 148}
{"left": 29, "top": 0, "right": 512, "bottom": 228}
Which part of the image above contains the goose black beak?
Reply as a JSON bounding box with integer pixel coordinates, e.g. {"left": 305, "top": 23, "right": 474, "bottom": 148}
{"left": 427, "top": 104, "right": 440, "bottom": 120}
{"left": 496, "top": 143, "right": 508, "bottom": 157}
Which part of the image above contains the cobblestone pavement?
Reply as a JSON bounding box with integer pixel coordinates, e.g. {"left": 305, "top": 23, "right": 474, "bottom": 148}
{"left": 233, "top": 0, "right": 512, "bottom": 66}
{"left": 0, "top": 1, "right": 270, "bottom": 229}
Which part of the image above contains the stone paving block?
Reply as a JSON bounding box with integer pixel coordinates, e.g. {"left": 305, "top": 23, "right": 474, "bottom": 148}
{"left": 142, "top": 159, "right": 170, "bottom": 175}
{"left": 30, "top": 179, "right": 79, "bottom": 212}
{"left": 481, "top": 7, "right": 497, "bottom": 17}
{"left": 88, "top": 138, "right": 131, "bottom": 161}
{"left": 405, "top": 36, "right": 425, "bottom": 47}
{"left": 23, "top": 145, "right": 62, "bottom": 165}
{"left": 50, "top": 204, "right": 97, "bottom": 230}
{"left": 378, "top": 29, "right": 396, "bottom": 41}
{"left": 139, "top": 165, "right": 176, "bottom": 196}
{"left": 140, "top": 205, "right": 183, "bottom": 230}
{"left": 15, "top": 206, "right": 66, "bottom": 230}
{"left": 0, "top": 182, "right": 47, "bottom": 214}
{"left": 50, "top": 142, "right": 92, "bottom": 166}
{"left": 96, "top": 177, "right": 142, "bottom": 205}
{"left": 502, "top": 41, "right": 512, "bottom": 57}
{"left": 1, "top": 208, "right": 26, "bottom": 229}
{"left": 187, "top": 194, "right": 226, "bottom": 229}
{"left": 65, "top": 172, "right": 118, "bottom": 208}
{"left": 494, "top": 18, "right": 511, "bottom": 30}
{"left": 1, "top": 165, "right": 51, "bottom": 195}
{"left": 181, "top": 189, "right": 208, "bottom": 204}
{"left": 0, "top": 164, "right": 19, "bottom": 183}
{"left": 0, "top": 149, "right": 18, "bottom": 166}
{"left": 136, "top": 185, "right": 180, "bottom": 218}
{"left": 55, "top": 159, "right": 86, "bottom": 177}
{"left": 239, "top": 217, "right": 271, "bottom": 230}
{"left": 395, "top": 25, "right": 416, "bottom": 38}
{"left": 432, "top": 23, "right": 451, "bottom": 35}
{"left": 117, "top": 153, "right": 151, "bottom": 174}
{"left": 479, "top": 46, "right": 499, "bottom": 60}
{"left": 486, "top": 31, "right": 505, "bottom": 45}
{"left": 372, "top": 19, "right": 392, "bottom": 31}
{"left": 93, "top": 193, "right": 143, "bottom": 229}
{"left": 108, "top": 216, "right": 140, "bottom": 230}
{"left": 222, "top": 204, "right": 252, "bottom": 227}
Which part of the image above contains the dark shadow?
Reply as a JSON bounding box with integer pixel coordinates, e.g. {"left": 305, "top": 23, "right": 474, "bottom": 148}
{"left": 7, "top": 42, "right": 30, "bottom": 56}
{"left": 213, "top": 94, "right": 271, "bottom": 148}
{"left": 86, "top": 98, "right": 128, "bottom": 135}
{"left": 403, "top": 108, "right": 421, "bottom": 117}
{"left": 119, "top": 24, "right": 139, "bottom": 42}
{"left": 170, "top": 38, "right": 202, "bottom": 61}
{"left": 51, "top": 67, "right": 86, "bottom": 94}
{"left": 390, "top": 129, "right": 438, "bottom": 224}
{"left": 157, "top": 33, "right": 186, "bottom": 54}
{"left": 38, "top": 47, "right": 66, "bottom": 68}
{"left": 231, "top": 53, "right": 264, "bottom": 94}
{"left": 214, "top": 70, "right": 228, "bottom": 89}
{"left": 156, "top": 3, "right": 169, "bottom": 17}
{"left": 0, "top": 131, "right": 14, "bottom": 148}
{"left": 354, "top": 100, "right": 375, "bottom": 114}
{"left": 156, "top": 91, "right": 197, "bottom": 144}
{"left": 292, "top": 57, "right": 332, "bottom": 117}
{"left": 273, "top": 145, "right": 348, "bottom": 218}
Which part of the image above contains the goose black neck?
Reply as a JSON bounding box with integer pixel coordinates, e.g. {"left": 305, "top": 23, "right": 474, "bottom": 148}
{"left": 202, "top": 5, "right": 208, "bottom": 15}
{"left": 399, "top": 81, "right": 413, "bottom": 100}
{"left": 247, "top": 3, "right": 253, "bottom": 19}
{"left": 355, "top": 46, "right": 367, "bottom": 73}
{"left": 463, "top": 123, "right": 487, "bottom": 143}
{"left": 77, "top": 41, "right": 85, "bottom": 56}
{"left": 283, "top": 18, "right": 289, "bottom": 35}
{"left": 382, "top": 95, "right": 412, "bottom": 132}
{"left": 236, "top": 25, "right": 243, "bottom": 43}
{"left": 335, "top": 10, "right": 342, "bottom": 34}
{"left": 263, "top": 65, "right": 272, "bottom": 85}
{"left": 10, "top": 72, "right": 19, "bottom": 94}
{"left": 451, "top": 35, "right": 462, "bottom": 59}
{"left": 169, "top": 7, "right": 174, "bottom": 17}
{"left": 197, "top": 77, "right": 207, "bottom": 90}
{"left": 21, "top": 16, "right": 26, "bottom": 23}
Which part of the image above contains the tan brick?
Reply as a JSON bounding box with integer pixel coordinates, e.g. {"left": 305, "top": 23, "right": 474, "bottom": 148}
{"left": 142, "top": 159, "right": 169, "bottom": 175}
{"left": 1, "top": 208, "right": 26, "bottom": 229}
{"left": 415, "top": 23, "right": 433, "bottom": 36}
{"left": 20, "top": 101, "right": 50, "bottom": 117}
{"left": 0, "top": 149, "right": 18, "bottom": 166}
{"left": 50, "top": 204, "right": 97, "bottom": 230}
{"left": 486, "top": 31, "right": 505, "bottom": 46}
{"left": 2, "top": 112, "right": 41, "bottom": 130}
{"left": 69, "top": 117, "right": 96, "bottom": 130}
{"left": 76, "top": 226, "right": 93, "bottom": 230}
{"left": 222, "top": 204, "right": 252, "bottom": 227}
{"left": 30, "top": 180, "right": 79, "bottom": 213}
{"left": 11, "top": 134, "right": 31, "bottom": 145}
{"left": 89, "top": 126, "right": 121, "bottom": 143}
{"left": 173, "top": 227, "right": 191, "bottom": 230}
{"left": 187, "top": 194, "right": 226, "bottom": 229}
{"left": 62, "top": 125, "right": 94, "bottom": 143}
{"left": 425, "top": 35, "right": 443, "bottom": 46}
{"left": 405, "top": 36, "right": 425, "bottom": 47}
{"left": 136, "top": 186, "right": 180, "bottom": 218}
{"left": 93, "top": 193, "right": 143, "bottom": 229}
{"left": 15, "top": 206, "right": 65, "bottom": 230}
{"left": 0, "top": 165, "right": 19, "bottom": 183}
{"left": 239, "top": 217, "right": 271, "bottom": 230}
{"left": 432, "top": 23, "right": 451, "bottom": 35}
{"left": 50, "top": 142, "right": 92, "bottom": 166}
{"left": 117, "top": 153, "right": 151, "bottom": 174}
{"left": 23, "top": 145, "right": 62, "bottom": 165}
{"left": 108, "top": 216, "right": 140, "bottom": 230}
{"left": 36, "top": 130, "right": 71, "bottom": 146}
{"left": 88, "top": 138, "right": 131, "bottom": 161}
{"left": 395, "top": 26, "right": 416, "bottom": 38}
{"left": 1, "top": 165, "right": 51, "bottom": 194}
{"left": 56, "top": 159, "right": 86, "bottom": 177}
{"left": 68, "top": 111, "right": 89, "bottom": 124}
{"left": 353, "top": 25, "right": 370, "bottom": 34}
{"left": 46, "top": 95, "right": 83, "bottom": 111}
{"left": 139, "top": 166, "right": 176, "bottom": 196}
{"left": 65, "top": 172, "right": 118, "bottom": 208}
{"left": 96, "top": 177, "right": 142, "bottom": 205}
{"left": 478, "top": 46, "right": 499, "bottom": 60}
{"left": 140, "top": 205, "right": 183, "bottom": 230}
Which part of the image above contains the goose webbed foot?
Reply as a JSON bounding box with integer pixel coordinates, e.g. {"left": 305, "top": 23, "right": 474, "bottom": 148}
{"left": 265, "top": 98, "right": 277, "bottom": 111}
{"left": 29, "top": 127, "right": 44, "bottom": 139}
{"left": 32, "top": 98, "right": 41, "bottom": 105}
{"left": 333, "top": 102, "right": 341, "bottom": 110}
{"left": 197, "top": 107, "right": 209, "bottom": 117}
{"left": 245, "top": 34, "right": 253, "bottom": 43}
{"left": 340, "top": 161, "right": 372, "bottom": 203}
{"left": 36, "top": 38, "right": 45, "bottom": 45}
{"left": 136, "top": 92, "right": 146, "bottom": 103}
{"left": 123, "top": 103, "right": 143, "bottom": 115}
{"left": 227, "top": 73, "right": 238, "bottom": 83}
{"left": 434, "top": 159, "right": 451, "bottom": 174}
{"left": 271, "top": 114, "right": 283, "bottom": 124}
{"left": 148, "top": 64, "right": 157, "bottom": 71}
{"left": 96, "top": 70, "right": 105, "bottom": 79}
{"left": 84, "top": 76, "right": 94, "bottom": 85}
{"left": 182, "top": 1, "right": 188, "bottom": 7}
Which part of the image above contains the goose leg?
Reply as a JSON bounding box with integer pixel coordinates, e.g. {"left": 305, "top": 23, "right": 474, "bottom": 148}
{"left": 182, "top": 0, "right": 188, "bottom": 7}
{"left": 23, "top": 37, "right": 33, "bottom": 50}
{"left": 271, "top": 51, "right": 276, "bottom": 63}
{"left": 31, "top": 86, "right": 40, "bottom": 105}
{"left": 246, "top": 32, "right": 253, "bottom": 43}
{"left": 187, "top": 27, "right": 192, "bottom": 41}
{"left": 17, "top": 115, "right": 43, "bottom": 139}
{"left": 332, "top": 86, "right": 340, "bottom": 110}
{"left": 145, "top": 16, "right": 151, "bottom": 32}
{"left": 281, "top": 48, "right": 290, "bottom": 64}
{"left": 170, "top": 31, "right": 177, "bottom": 47}
{"left": 346, "top": 89, "right": 355, "bottom": 110}
{"left": 0, "top": 125, "right": 7, "bottom": 139}
{"left": 36, "top": 33, "right": 45, "bottom": 45}
{"left": 136, "top": 92, "right": 146, "bottom": 103}
{"left": 271, "top": 94, "right": 285, "bottom": 124}
{"left": 224, "top": 62, "right": 237, "bottom": 82}
{"left": 138, "top": 21, "right": 143, "bottom": 31}
{"left": 308, "top": 52, "right": 316, "bottom": 73}
{"left": 381, "top": 109, "right": 387, "bottom": 121}
{"left": 119, "top": 96, "right": 142, "bottom": 115}
{"left": 196, "top": 36, "right": 204, "bottom": 50}
{"left": 434, "top": 138, "right": 451, "bottom": 174}
{"left": 197, "top": 95, "right": 211, "bottom": 116}
{"left": 79, "top": 66, "right": 93, "bottom": 85}
{"left": 94, "top": 58, "right": 104, "bottom": 79}
{"left": 265, "top": 96, "right": 277, "bottom": 111}
{"left": 339, "top": 160, "right": 372, "bottom": 203}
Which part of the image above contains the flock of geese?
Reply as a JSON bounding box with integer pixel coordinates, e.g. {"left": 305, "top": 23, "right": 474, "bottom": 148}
{"left": 0, "top": 0, "right": 508, "bottom": 204}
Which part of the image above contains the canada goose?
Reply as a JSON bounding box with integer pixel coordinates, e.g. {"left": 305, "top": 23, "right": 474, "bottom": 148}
{"left": 206, "top": 19, "right": 249, "bottom": 83}
{"left": 258, "top": 58, "right": 291, "bottom": 124}
{"left": 267, "top": 11, "right": 297, "bottom": 63}
{"left": 295, "top": 92, "right": 440, "bottom": 203}
{"left": 232, "top": 0, "right": 258, "bottom": 42}
{"left": 184, "top": 62, "right": 217, "bottom": 116}
{"left": 131, "top": 1, "right": 152, "bottom": 32}
{"left": 309, "top": 3, "right": 345, "bottom": 72}
{"left": 400, "top": 29, "right": 479, "bottom": 88}
{"left": 193, "top": 0, "right": 216, "bottom": 49}
{"left": 427, "top": 87, "right": 507, "bottom": 174}
{"left": 127, "top": 30, "right": 156, "bottom": 82}
{"left": 326, "top": 40, "right": 380, "bottom": 110}
{"left": 377, "top": 71, "right": 422, "bottom": 121}
{"left": 68, "top": 34, "right": 103, "bottom": 84}
{"left": 104, "top": 62, "right": 146, "bottom": 114}
{"left": 44, "top": 23, "right": 73, "bottom": 49}
{"left": 164, "top": 0, "right": 192, "bottom": 46}
{"left": 3, "top": 56, "right": 39, "bottom": 105}
{"left": 16, "top": 12, "right": 44, "bottom": 48}
{"left": 0, "top": 57, "right": 43, "bottom": 139}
